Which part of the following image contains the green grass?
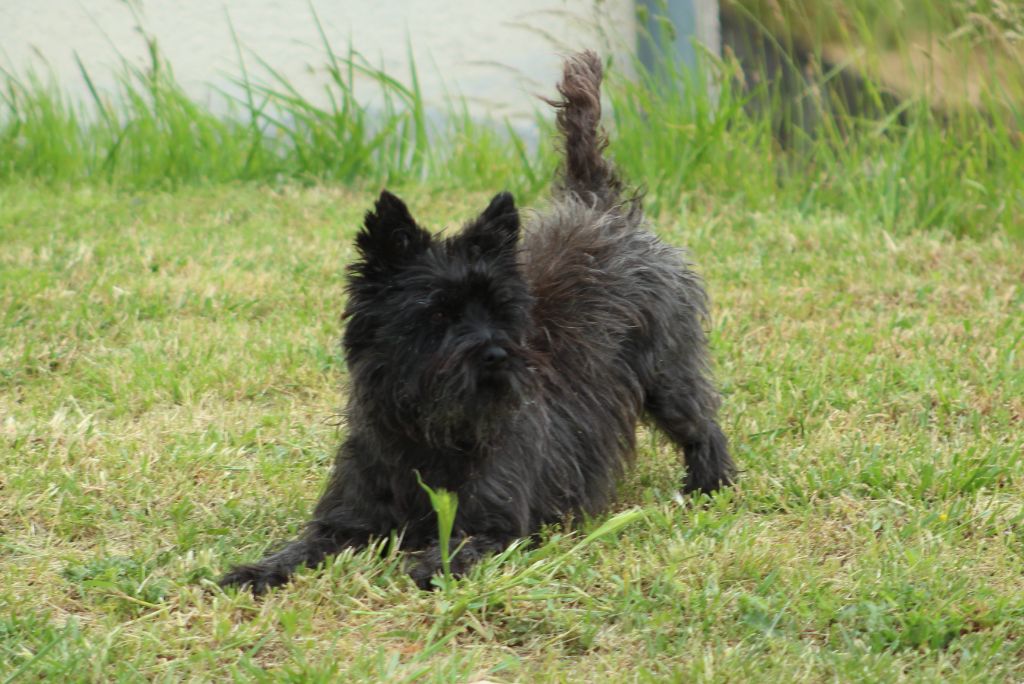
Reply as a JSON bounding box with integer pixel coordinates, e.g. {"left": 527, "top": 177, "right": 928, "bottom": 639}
{"left": 1, "top": 182, "right": 1021, "bottom": 681}
{"left": 2, "top": 2, "right": 1023, "bottom": 238}
{"left": 732, "top": 0, "right": 1024, "bottom": 52}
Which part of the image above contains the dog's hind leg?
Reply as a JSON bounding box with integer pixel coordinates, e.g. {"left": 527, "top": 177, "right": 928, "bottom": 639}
{"left": 643, "top": 358, "right": 736, "bottom": 496}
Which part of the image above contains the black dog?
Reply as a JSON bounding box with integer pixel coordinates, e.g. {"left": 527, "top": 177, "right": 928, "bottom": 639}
{"left": 219, "top": 51, "right": 735, "bottom": 593}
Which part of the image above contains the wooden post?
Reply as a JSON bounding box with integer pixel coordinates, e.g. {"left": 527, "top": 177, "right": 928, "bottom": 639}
{"left": 637, "top": 0, "right": 721, "bottom": 74}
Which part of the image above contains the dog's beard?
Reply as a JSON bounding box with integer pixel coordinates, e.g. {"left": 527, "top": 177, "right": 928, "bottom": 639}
{"left": 407, "top": 351, "right": 527, "bottom": 450}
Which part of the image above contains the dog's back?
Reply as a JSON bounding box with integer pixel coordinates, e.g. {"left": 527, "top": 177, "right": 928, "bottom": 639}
{"left": 525, "top": 51, "right": 651, "bottom": 352}
{"left": 523, "top": 51, "right": 703, "bottom": 376}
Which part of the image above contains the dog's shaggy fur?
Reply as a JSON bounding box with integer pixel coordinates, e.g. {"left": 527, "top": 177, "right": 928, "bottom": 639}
{"left": 219, "top": 51, "right": 735, "bottom": 593}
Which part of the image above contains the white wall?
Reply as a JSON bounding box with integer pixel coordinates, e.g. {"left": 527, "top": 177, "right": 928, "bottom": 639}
{"left": 1, "top": 1, "right": 638, "bottom": 123}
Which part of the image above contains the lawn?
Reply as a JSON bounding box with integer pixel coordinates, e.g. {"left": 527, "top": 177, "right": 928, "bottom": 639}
{"left": 2, "top": 181, "right": 1021, "bottom": 681}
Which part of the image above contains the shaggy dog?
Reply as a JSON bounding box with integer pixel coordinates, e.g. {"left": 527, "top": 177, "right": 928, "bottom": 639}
{"left": 220, "top": 50, "right": 734, "bottom": 593}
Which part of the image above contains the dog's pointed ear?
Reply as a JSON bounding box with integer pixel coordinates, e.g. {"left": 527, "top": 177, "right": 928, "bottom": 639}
{"left": 356, "top": 190, "right": 431, "bottom": 270}
{"left": 463, "top": 191, "right": 520, "bottom": 256}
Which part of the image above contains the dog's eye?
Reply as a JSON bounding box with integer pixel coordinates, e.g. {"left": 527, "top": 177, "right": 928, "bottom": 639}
{"left": 430, "top": 310, "right": 448, "bottom": 323}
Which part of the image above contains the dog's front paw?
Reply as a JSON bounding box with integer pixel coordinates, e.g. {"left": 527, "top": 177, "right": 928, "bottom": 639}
{"left": 218, "top": 563, "right": 291, "bottom": 595}
{"left": 407, "top": 556, "right": 444, "bottom": 591}
{"left": 408, "top": 543, "right": 482, "bottom": 590}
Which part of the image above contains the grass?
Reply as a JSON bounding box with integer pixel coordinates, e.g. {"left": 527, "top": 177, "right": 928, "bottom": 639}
{"left": 0, "top": 14, "right": 554, "bottom": 199}
{"left": 1, "top": 1, "right": 1023, "bottom": 680}
{"left": 731, "top": 0, "right": 1024, "bottom": 49}
{"left": 1, "top": 182, "right": 1021, "bottom": 681}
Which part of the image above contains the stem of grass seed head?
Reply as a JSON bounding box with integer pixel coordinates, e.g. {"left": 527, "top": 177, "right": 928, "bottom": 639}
{"left": 415, "top": 471, "right": 458, "bottom": 586}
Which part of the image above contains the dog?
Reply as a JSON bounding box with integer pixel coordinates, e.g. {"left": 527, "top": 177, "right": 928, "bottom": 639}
{"left": 219, "top": 50, "right": 735, "bottom": 593}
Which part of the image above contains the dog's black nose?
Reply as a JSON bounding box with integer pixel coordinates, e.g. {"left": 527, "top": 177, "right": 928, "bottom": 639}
{"left": 482, "top": 346, "right": 508, "bottom": 367}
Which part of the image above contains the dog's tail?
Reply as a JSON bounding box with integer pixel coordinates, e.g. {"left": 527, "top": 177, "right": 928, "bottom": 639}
{"left": 547, "top": 50, "right": 624, "bottom": 208}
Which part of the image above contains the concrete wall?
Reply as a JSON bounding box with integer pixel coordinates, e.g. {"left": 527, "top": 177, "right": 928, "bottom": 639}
{"left": 1, "top": 0, "right": 639, "bottom": 123}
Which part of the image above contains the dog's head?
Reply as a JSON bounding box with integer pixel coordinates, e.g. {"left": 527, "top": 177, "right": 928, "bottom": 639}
{"left": 344, "top": 190, "right": 533, "bottom": 447}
